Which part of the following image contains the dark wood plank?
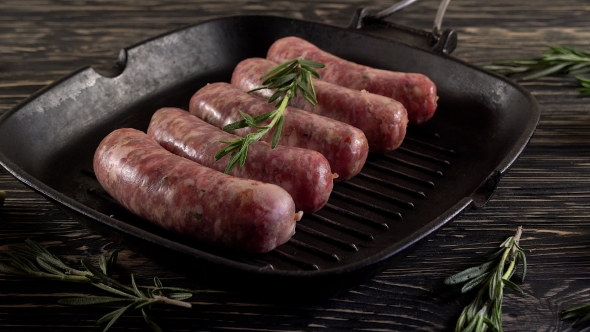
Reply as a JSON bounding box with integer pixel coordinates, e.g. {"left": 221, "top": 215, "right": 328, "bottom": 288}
{"left": 2, "top": 0, "right": 590, "bottom": 331}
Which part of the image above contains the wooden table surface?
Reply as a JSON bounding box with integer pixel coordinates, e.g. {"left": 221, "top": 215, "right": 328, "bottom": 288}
{"left": 1, "top": 0, "right": 590, "bottom": 331}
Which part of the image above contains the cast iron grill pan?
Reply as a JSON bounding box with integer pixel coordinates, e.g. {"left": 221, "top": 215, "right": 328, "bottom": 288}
{"left": 0, "top": 14, "right": 539, "bottom": 298}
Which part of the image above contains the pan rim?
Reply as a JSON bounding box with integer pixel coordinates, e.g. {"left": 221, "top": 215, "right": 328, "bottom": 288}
{"left": 0, "top": 13, "right": 540, "bottom": 279}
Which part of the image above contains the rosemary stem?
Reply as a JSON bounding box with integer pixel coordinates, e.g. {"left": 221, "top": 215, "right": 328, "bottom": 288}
{"left": 502, "top": 256, "right": 517, "bottom": 280}
{"left": 247, "top": 89, "right": 292, "bottom": 147}
{"left": 504, "top": 226, "right": 523, "bottom": 279}
{"left": 261, "top": 91, "right": 290, "bottom": 136}
{"left": 153, "top": 295, "right": 192, "bottom": 308}
{"left": 40, "top": 272, "right": 90, "bottom": 283}
{"left": 513, "top": 226, "right": 523, "bottom": 248}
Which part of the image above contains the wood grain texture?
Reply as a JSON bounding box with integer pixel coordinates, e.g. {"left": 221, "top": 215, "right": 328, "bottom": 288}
{"left": 1, "top": 0, "right": 590, "bottom": 331}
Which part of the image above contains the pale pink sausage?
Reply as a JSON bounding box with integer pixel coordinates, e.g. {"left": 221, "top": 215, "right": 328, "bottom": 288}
{"left": 231, "top": 57, "right": 409, "bottom": 153}
{"left": 266, "top": 36, "right": 438, "bottom": 125}
{"left": 189, "top": 82, "right": 369, "bottom": 181}
{"left": 93, "top": 128, "right": 301, "bottom": 253}
{"left": 147, "top": 107, "right": 333, "bottom": 213}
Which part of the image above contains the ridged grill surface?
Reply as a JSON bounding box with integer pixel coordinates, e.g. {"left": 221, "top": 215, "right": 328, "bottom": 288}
{"left": 85, "top": 127, "right": 456, "bottom": 272}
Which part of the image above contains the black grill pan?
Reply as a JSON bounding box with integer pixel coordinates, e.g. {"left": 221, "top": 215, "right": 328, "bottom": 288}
{"left": 0, "top": 8, "right": 539, "bottom": 299}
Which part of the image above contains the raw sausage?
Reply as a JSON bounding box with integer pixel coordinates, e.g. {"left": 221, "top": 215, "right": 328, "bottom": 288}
{"left": 266, "top": 36, "right": 437, "bottom": 125}
{"left": 93, "top": 128, "right": 301, "bottom": 253}
{"left": 147, "top": 107, "right": 333, "bottom": 213}
{"left": 231, "top": 57, "right": 409, "bottom": 153}
{"left": 189, "top": 82, "right": 368, "bottom": 181}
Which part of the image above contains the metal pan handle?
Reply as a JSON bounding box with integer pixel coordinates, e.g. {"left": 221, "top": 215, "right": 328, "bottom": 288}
{"left": 348, "top": 0, "right": 457, "bottom": 54}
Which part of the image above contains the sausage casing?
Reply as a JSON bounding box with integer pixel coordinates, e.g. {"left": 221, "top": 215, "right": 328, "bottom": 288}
{"left": 267, "top": 36, "right": 437, "bottom": 125}
{"left": 231, "top": 57, "right": 409, "bottom": 153}
{"left": 189, "top": 82, "right": 369, "bottom": 181}
{"left": 147, "top": 107, "right": 333, "bottom": 213}
{"left": 93, "top": 128, "right": 301, "bottom": 253}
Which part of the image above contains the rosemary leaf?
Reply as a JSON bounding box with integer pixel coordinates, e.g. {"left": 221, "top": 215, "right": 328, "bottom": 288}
{"left": 578, "top": 76, "right": 590, "bottom": 95}
{"left": 297, "top": 59, "right": 325, "bottom": 68}
{"left": 42, "top": 254, "right": 72, "bottom": 272}
{"left": 81, "top": 259, "right": 135, "bottom": 294}
{"left": 99, "top": 254, "right": 107, "bottom": 275}
{"left": 561, "top": 301, "right": 590, "bottom": 326}
{"left": 131, "top": 273, "right": 147, "bottom": 298}
{"left": 522, "top": 62, "right": 570, "bottom": 80}
{"left": 260, "top": 59, "right": 297, "bottom": 79}
{"left": 7, "top": 246, "right": 38, "bottom": 260}
{"left": 154, "top": 286, "right": 200, "bottom": 293}
{"left": 142, "top": 307, "right": 164, "bottom": 332}
{"left": 58, "top": 297, "right": 133, "bottom": 306}
{"left": 105, "top": 250, "right": 118, "bottom": 276}
{"left": 215, "top": 57, "right": 324, "bottom": 173}
{"left": 214, "top": 140, "right": 242, "bottom": 161}
{"left": 562, "top": 304, "right": 590, "bottom": 321}
{"left": 222, "top": 110, "right": 277, "bottom": 131}
{"left": 271, "top": 115, "right": 284, "bottom": 148}
{"left": 133, "top": 299, "right": 155, "bottom": 310}
{"left": 300, "top": 65, "right": 321, "bottom": 78}
{"left": 485, "top": 45, "right": 590, "bottom": 96}
{"left": 35, "top": 256, "right": 66, "bottom": 276}
{"left": 166, "top": 292, "right": 193, "bottom": 301}
{"left": 266, "top": 73, "right": 297, "bottom": 89}
{"left": 224, "top": 142, "right": 245, "bottom": 173}
{"left": 460, "top": 272, "right": 490, "bottom": 294}
{"left": 238, "top": 110, "right": 257, "bottom": 127}
{"left": 25, "top": 240, "right": 73, "bottom": 272}
{"left": 486, "top": 247, "right": 507, "bottom": 261}
{"left": 92, "top": 282, "right": 138, "bottom": 299}
{"left": 269, "top": 90, "right": 286, "bottom": 105}
{"left": 501, "top": 278, "right": 524, "bottom": 294}
{"left": 569, "top": 62, "right": 590, "bottom": 71}
{"left": 296, "top": 79, "right": 316, "bottom": 104}
{"left": 261, "top": 67, "right": 296, "bottom": 86}
{"left": 578, "top": 313, "right": 590, "bottom": 325}
{"left": 98, "top": 302, "right": 135, "bottom": 332}
{"left": 445, "top": 260, "right": 496, "bottom": 285}
{"left": 154, "top": 276, "right": 164, "bottom": 289}
{"left": 0, "top": 240, "right": 196, "bottom": 332}
{"left": 0, "top": 262, "right": 28, "bottom": 276}
{"left": 238, "top": 139, "right": 249, "bottom": 167}
{"left": 6, "top": 251, "right": 42, "bottom": 274}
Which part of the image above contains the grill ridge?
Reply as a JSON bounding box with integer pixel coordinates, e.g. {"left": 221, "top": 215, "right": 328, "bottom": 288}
{"left": 356, "top": 172, "right": 426, "bottom": 198}
{"left": 295, "top": 224, "right": 359, "bottom": 252}
{"left": 324, "top": 203, "right": 389, "bottom": 230}
{"left": 330, "top": 190, "right": 402, "bottom": 218}
{"left": 273, "top": 248, "right": 320, "bottom": 271}
{"left": 404, "top": 137, "right": 456, "bottom": 155}
{"left": 288, "top": 238, "right": 341, "bottom": 262}
{"left": 364, "top": 162, "right": 436, "bottom": 188}
{"left": 397, "top": 147, "right": 451, "bottom": 166}
{"left": 342, "top": 181, "right": 415, "bottom": 209}
{"left": 307, "top": 213, "right": 375, "bottom": 241}
{"left": 381, "top": 154, "right": 445, "bottom": 177}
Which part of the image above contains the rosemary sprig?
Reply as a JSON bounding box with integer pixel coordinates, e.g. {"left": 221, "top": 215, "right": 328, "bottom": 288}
{"left": 0, "top": 239, "right": 196, "bottom": 332}
{"left": 214, "top": 57, "right": 325, "bottom": 173}
{"left": 484, "top": 45, "right": 590, "bottom": 96}
{"left": 578, "top": 76, "right": 590, "bottom": 95}
{"left": 445, "top": 226, "right": 527, "bottom": 332}
{"left": 561, "top": 303, "right": 590, "bottom": 327}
